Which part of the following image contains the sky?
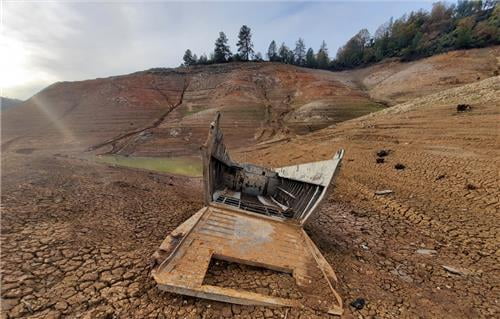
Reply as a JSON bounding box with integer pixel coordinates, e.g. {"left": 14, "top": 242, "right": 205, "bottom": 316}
{"left": 1, "top": 1, "right": 437, "bottom": 100}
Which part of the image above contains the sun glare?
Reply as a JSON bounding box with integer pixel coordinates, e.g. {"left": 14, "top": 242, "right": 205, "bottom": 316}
{"left": 0, "top": 36, "right": 31, "bottom": 89}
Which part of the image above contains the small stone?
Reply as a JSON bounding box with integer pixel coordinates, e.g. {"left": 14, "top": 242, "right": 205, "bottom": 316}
{"left": 465, "top": 183, "right": 477, "bottom": 190}
{"left": 394, "top": 163, "right": 406, "bottom": 170}
{"left": 416, "top": 249, "right": 437, "bottom": 255}
{"left": 376, "top": 150, "right": 390, "bottom": 157}
{"left": 435, "top": 174, "right": 446, "bottom": 181}
{"left": 350, "top": 298, "right": 366, "bottom": 310}
{"left": 54, "top": 196, "right": 63, "bottom": 203}
{"left": 443, "top": 265, "right": 470, "bottom": 275}
{"left": 456, "top": 104, "right": 472, "bottom": 112}
{"left": 375, "top": 190, "right": 393, "bottom": 195}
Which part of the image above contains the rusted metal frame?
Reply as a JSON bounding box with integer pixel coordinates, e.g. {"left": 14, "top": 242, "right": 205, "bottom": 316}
{"left": 156, "top": 113, "right": 346, "bottom": 315}
{"left": 158, "top": 283, "right": 301, "bottom": 308}
{"left": 300, "top": 185, "right": 321, "bottom": 221}
{"left": 300, "top": 228, "right": 343, "bottom": 315}
{"left": 292, "top": 183, "right": 315, "bottom": 218}
{"left": 300, "top": 149, "right": 344, "bottom": 225}
{"left": 210, "top": 202, "right": 287, "bottom": 223}
{"left": 211, "top": 253, "right": 294, "bottom": 275}
{"left": 156, "top": 207, "right": 209, "bottom": 272}
{"left": 156, "top": 208, "right": 221, "bottom": 275}
{"left": 277, "top": 186, "right": 296, "bottom": 199}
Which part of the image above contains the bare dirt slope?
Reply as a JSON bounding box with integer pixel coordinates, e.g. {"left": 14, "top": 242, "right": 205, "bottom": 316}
{"left": 1, "top": 51, "right": 499, "bottom": 319}
{"left": 237, "top": 76, "right": 500, "bottom": 318}
{"left": 334, "top": 46, "right": 500, "bottom": 105}
{"left": 1, "top": 63, "right": 382, "bottom": 157}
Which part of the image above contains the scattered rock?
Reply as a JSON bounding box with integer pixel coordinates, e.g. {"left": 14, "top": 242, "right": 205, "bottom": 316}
{"left": 443, "top": 265, "right": 470, "bottom": 275}
{"left": 435, "top": 174, "right": 446, "bottom": 181}
{"left": 350, "top": 210, "right": 367, "bottom": 218}
{"left": 376, "top": 149, "right": 390, "bottom": 157}
{"left": 394, "top": 163, "right": 406, "bottom": 170}
{"left": 465, "top": 183, "right": 477, "bottom": 190}
{"left": 53, "top": 196, "right": 64, "bottom": 203}
{"left": 375, "top": 190, "right": 393, "bottom": 195}
{"left": 416, "top": 249, "right": 437, "bottom": 255}
{"left": 456, "top": 104, "right": 472, "bottom": 112}
{"left": 376, "top": 157, "right": 385, "bottom": 164}
{"left": 350, "top": 298, "right": 366, "bottom": 310}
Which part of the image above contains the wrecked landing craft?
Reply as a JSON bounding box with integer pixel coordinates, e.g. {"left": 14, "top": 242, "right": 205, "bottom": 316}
{"left": 151, "top": 113, "right": 345, "bottom": 315}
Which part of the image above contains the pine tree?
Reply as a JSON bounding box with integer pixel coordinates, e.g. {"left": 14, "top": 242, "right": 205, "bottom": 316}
{"left": 278, "top": 42, "right": 289, "bottom": 63}
{"left": 254, "top": 52, "right": 263, "bottom": 61}
{"left": 316, "top": 41, "right": 330, "bottom": 69}
{"left": 267, "top": 40, "right": 278, "bottom": 61}
{"left": 237, "top": 25, "right": 254, "bottom": 61}
{"left": 294, "top": 38, "right": 306, "bottom": 66}
{"left": 183, "top": 49, "right": 195, "bottom": 66}
{"left": 305, "top": 48, "right": 317, "bottom": 68}
{"left": 214, "top": 32, "right": 232, "bottom": 63}
{"left": 198, "top": 54, "right": 208, "bottom": 64}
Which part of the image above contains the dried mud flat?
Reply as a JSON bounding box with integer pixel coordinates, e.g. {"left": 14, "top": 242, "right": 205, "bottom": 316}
{"left": 2, "top": 76, "right": 499, "bottom": 318}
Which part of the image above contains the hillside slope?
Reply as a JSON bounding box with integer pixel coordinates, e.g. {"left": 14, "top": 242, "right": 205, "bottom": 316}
{"left": 238, "top": 76, "right": 500, "bottom": 318}
{"left": 335, "top": 46, "right": 500, "bottom": 105}
{"left": 1, "top": 63, "right": 382, "bottom": 156}
{"left": 0, "top": 97, "right": 24, "bottom": 111}
{"left": 2, "top": 47, "right": 498, "bottom": 158}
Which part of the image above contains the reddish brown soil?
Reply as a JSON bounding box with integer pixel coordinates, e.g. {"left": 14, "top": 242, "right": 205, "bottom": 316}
{"left": 335, "top": 46, "right": 500, "bottom": 105}
{"left": 236, "top": 76, "right": 500, "bottom": 318}
{"left": 1, "top": 63, "right": 382, "bottom": 158}
{"left": 1, "top": 49, "right": 499, "bottom": 318}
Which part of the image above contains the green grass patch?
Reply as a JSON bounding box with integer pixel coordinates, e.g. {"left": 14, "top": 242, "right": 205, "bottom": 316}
{"left": 97, "top": 155, "right": 202, "bottom": 177}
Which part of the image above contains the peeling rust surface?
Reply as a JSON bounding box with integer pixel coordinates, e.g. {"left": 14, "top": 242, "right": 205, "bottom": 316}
{"left": 152, "top": 206, "right": 343, "bottom": 314}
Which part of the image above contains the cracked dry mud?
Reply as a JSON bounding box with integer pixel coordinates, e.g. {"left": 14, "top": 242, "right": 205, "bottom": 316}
{"left": 1, "top": 65, "right": 499, "bottom": 318}
{"left": 0, "top": 154, "right": 325, "bottom": 318}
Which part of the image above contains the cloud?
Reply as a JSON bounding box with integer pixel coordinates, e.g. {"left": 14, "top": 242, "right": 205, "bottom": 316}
{"left": 1, "top": 1, "right": 433, "bottom": 100}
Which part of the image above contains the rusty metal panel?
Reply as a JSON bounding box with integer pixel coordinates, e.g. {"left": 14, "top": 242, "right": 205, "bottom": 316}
{"left": 152, "top": 206, "right": 343, "bottom": 315}
{"left": 274, "top": 151, "right": 344, "bottom": 187}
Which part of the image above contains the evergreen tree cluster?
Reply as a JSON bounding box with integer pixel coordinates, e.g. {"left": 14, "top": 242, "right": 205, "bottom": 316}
{"left": 182, "top": 1, "right": 499, "bottom": 70}
{"left": 332, "top": 0, "right": 499, "bottom": 69}
{"left": 183, "top": 25, "right": 261, "bottom": 66}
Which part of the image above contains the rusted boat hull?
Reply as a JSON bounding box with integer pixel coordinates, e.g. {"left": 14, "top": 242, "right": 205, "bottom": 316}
{"left": 152, "top": 112, "right": 344, "bottom": 315}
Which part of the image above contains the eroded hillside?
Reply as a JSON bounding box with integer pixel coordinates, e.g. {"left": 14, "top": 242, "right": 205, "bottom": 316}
{"left": 1, "top": 48, "right": 499, "bottom": 319}
{"left": 1, "top": 63, "right": 382, "bottom": 157}
{"left": 335, "top": 46, "right": 500, "bottom": 105}
{"left": 3, "top": 47, "right": 498, "bottom": 158}
{"left": 236, "top": 76, "right": 500, "bottom": 318}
